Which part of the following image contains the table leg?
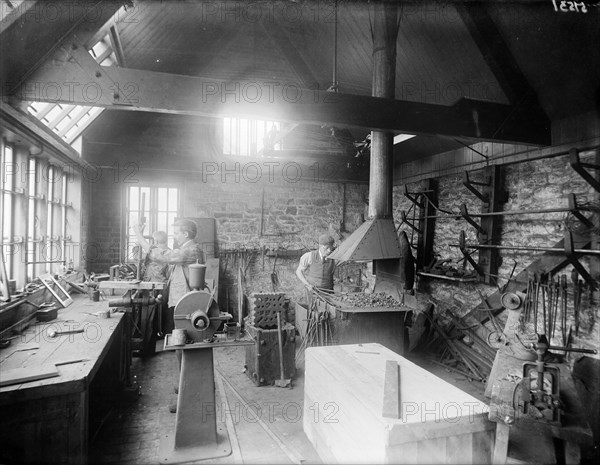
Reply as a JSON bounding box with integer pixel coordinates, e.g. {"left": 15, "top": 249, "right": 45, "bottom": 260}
{"left": 493, "top": 423, "right": 510, "bottom": 465}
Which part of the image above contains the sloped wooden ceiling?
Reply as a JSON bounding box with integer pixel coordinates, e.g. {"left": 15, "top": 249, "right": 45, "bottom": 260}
{"left": 3, "top": 1, "right": 599, "bottom": 169}
{"left": 111, "top": 1, "right": 509, "bottom": 106}
{"left": 82, "top": 0, "right": 516, "bottom": 165}
{"left": 488, "top": 1, "right": 600, "bottom": 120}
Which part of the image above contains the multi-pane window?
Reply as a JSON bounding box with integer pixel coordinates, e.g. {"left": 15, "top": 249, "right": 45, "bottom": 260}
{"left": 30, "top": 160, "right": 72, "bottom": 281}
{"left": 27, "top": 158, "right": 38, "bottom": 280}
{"left": 223, "top": 117, "right": 282, "bottom": 156}
{"left": 125, "top": 186, "right": 180, "bottom": 261}
{"left": 1, "top": 148, "right": 73, "bottom": 288}
{"left": 1, "top": 143, "right": 14, "bottom": 278}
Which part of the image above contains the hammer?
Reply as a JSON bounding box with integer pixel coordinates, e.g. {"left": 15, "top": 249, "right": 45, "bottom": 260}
{"left": 47, "top": 328, "right": 84, "bottom": 338}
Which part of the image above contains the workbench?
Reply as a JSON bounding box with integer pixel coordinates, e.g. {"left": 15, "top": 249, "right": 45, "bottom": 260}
{"left": 304, "top": 343, "right": 494, "bottom": 464}
{"left": 0, "top": 295, "right": 128, "bottom": 465}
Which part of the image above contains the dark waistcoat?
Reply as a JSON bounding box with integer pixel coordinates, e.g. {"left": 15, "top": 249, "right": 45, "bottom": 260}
{"left": 307, "top": 250, "right": 335, "bottom": 290}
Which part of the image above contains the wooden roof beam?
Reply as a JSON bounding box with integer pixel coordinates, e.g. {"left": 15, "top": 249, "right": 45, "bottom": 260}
{"left": 10, "top": 49, "right": 551, "bottom": 146}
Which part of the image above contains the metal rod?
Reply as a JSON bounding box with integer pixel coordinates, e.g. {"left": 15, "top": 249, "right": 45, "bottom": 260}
{"left": 449, "top": 243, "right": 600, "bottom": 255}
{"left": 424, "top": 206, "right": 589, "bottom": 220}
{"left": 548, "top": 345, "right": 598, "bottom": 354}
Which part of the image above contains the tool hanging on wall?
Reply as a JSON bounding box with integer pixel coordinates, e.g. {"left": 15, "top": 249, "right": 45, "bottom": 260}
{"left": 271, "top": 251, "right": 279, "bottom": 291}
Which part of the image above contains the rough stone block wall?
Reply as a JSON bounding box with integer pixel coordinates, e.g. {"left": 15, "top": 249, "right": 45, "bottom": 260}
{"left": 393, "top": 151, "right": 599, "bottom": 356}
{"left": 183, "top": 173, "right": 368, "bottom": 317}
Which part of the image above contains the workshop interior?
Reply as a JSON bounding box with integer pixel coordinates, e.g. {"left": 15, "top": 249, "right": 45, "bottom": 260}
{"left": 0, "top": 1, "right": 599, "bottom": 464}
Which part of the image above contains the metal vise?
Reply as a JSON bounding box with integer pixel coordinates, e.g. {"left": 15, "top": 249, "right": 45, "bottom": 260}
{"left": 108, "top": 292, "right": 163, "bottom": 308}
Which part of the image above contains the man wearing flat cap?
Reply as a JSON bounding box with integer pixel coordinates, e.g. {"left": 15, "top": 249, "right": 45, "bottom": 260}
{"left": 296, "top": 233, "right": 337, "bottom": 291}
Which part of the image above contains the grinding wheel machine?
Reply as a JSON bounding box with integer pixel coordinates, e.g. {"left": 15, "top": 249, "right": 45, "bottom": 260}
{"left": 159, "top": 262, "right": 253, "bottom": 464}
{"left": 172, "top": 263, "right": 231, "bottom": 342}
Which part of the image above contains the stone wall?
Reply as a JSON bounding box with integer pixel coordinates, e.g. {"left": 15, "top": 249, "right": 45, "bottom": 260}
{"left": 183, "top": 171, "right": 368, "bottom": 315}
{"left": 85, "top": 116, "right": 598, "bottom": 356}
{"left": 393, "top": 149, "right": 599, "bottom": 356}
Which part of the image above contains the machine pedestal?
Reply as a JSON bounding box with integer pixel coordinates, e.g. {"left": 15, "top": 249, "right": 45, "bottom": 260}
{"left": 159, "top": 335, "right": 253, "bottom": 464}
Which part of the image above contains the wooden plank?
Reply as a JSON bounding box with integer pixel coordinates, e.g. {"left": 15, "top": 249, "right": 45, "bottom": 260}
{"left": 0, "top": 365, "right": 59, "bottom": 387}
{"left": 303, "top": 394, "right": 345, "bottom": 464}
{"left": 388, "top": 415, "right": 494, "bottom": 446}
{"left": 382, "top": 360, "right": 401, "bottom": 419}
{"left": 473, "top": 429, "right": 493, "bottom": 465}
{"left": 417, "top": 436, "right": 447, "bottom": 464}
{"left": 0, "top": 390, "right": 85, "bottom": 464}
{"left": 14, "top": 61, "right": 550, "bottom": 145}
{"left": 98, "top": 280, "right": 165, "bottom": 290}
{"left": 385, "top": 441, "right": 418, "bottom": 465}
{"left": 446, "top": 432, "right": 474, "bottom": 464}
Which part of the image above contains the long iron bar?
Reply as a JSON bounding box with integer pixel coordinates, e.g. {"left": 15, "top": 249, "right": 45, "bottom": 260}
{"left": 449, "top": 243, "right": 600, "bottom": 255}
{"left": 424, "top": 206, "right": 592, "bottom": 220}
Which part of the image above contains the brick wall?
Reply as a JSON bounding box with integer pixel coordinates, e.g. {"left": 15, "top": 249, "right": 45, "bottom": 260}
{"left": 87, "top": 173, "right": 122, "bottom": 273}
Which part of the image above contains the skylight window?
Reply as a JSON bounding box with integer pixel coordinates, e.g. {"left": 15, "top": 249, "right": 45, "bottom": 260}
{"left": 223, "top": 117, "right": 283, "bottom": 157}
{"left": 26, "top": 30, "right": 120, "bottom": 147}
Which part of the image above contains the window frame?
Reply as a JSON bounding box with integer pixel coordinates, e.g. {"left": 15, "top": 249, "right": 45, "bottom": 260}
{"left": 123, "top": 184, "right": 181, "bottom": 263}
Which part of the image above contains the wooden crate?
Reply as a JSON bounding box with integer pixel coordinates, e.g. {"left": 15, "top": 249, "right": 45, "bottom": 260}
{"left": 303, "top": 343, "right": 494, "bottom": 464}
{"left": 245, "top": 323, "right": 296, "bottom": 386}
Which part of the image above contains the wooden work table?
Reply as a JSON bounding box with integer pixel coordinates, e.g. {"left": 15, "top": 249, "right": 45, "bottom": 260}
{"left": 0, "top": 295, "right": 128, "bottom": 465}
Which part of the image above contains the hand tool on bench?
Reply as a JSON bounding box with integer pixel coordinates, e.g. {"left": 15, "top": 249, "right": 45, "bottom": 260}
{"left": 47, "top": 328, "right": 84, "bottom": 338}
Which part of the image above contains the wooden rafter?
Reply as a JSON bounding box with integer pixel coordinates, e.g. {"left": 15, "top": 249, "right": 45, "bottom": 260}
{"left": 0, "top": 1, "right": 125, "bottom": 95}
{"left": 11, "top": 38, "right": 551, "bottom": 146}
{"left": 259, "top": 20, "right": 320, "bottom": 89}
{"left": 456, "top": 3, "right": 547, "bottom": 116}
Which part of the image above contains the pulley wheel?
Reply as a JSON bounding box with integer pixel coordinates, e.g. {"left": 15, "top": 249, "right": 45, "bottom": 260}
{"left": 501, "top": 292, "right": 522, "bottom": 310}
{"left": 174, "top": 290, "right": 218, "bottom": 342}
{"left": 487, "top": 331, "right": 509, "bottom": 349}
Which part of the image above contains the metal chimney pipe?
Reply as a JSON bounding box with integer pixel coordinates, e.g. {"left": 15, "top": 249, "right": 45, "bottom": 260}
{"left": 369, "top": 1, "right": 399, "bottom": 219}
